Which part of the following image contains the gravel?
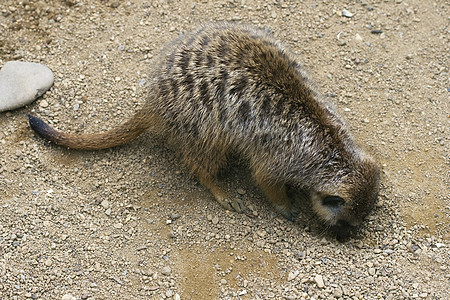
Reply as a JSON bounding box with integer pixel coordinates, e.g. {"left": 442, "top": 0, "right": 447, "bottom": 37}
{"left": 0, "top": 0, "right": 448, "bottom": 299}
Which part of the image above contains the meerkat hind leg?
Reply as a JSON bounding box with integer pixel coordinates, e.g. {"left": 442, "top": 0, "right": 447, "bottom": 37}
{"left": 184, "top": 148, "right": 245, "bottom": 213}
{"left": 195, "top": 169, "right": 245, "bottom": 213}
{"left": 254, "top": 174, "right": 298, "bottom": 221}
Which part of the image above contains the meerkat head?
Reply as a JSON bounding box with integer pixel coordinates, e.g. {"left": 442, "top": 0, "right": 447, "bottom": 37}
{"left": 311, "top": 153, "right": 380, "bottom": 240}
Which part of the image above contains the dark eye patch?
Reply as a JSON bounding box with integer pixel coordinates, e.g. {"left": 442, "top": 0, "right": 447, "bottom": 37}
{"left": 322, "top": 195, "right": 345, "bottom": 208}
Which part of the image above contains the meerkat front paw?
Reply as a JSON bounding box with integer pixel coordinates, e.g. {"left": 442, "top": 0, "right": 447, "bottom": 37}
{"left": 230, "top": 197, "right": 245, "bottom": 213}
{"left": 274, "top": 203, "right": 299, "bottom": 222}
{"left": 215, "top": 196, "right": 245, "bottom": 213}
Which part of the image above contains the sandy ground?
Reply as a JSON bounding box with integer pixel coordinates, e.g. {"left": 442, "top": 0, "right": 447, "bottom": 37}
{"left": 0, "top": 0, "right": 448, "bottom": 299}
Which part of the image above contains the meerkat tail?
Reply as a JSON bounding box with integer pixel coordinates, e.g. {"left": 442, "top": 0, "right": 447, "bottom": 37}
{"left": 28, "top": 110, "right": 149, "bottom": 150}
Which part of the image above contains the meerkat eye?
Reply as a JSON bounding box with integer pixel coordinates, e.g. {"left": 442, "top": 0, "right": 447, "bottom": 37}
{"left": 322, "top": 196, "right": 345, "bottom": 211}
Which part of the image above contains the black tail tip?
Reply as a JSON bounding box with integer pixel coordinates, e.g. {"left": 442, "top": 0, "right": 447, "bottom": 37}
{"left": 27, "top": 114, "right": 55, "bottom": 138}
{"left": 28, "top": 114, "right": 46, "bottom": 131}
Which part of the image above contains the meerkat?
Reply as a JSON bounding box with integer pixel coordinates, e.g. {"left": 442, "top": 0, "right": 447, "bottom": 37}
{"left": 28, "top": 23, "right": 380, "bottom": 240}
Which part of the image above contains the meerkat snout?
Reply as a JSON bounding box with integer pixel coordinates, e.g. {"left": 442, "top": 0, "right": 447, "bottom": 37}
{"left": 331, "top": 220, "right": 354, "bottom": 241}
{"left": 320, "top": 196, "right": 354, "bottom": 240}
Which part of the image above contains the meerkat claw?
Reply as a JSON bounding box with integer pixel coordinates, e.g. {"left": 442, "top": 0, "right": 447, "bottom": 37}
{"left": 274, "top": 204, "right": 298, "bottom": 222}
{"left": 230, "top": 198, "right": 245, "bottom": 213}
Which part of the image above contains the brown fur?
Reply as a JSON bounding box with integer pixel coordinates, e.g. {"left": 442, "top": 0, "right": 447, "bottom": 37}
{"left": 29, "top": 23, "right": 380, "bottom": 239}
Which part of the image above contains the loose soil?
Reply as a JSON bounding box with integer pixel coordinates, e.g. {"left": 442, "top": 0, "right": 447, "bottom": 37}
{"left": 0, "top": 0, "right": 448, "bottom": 299}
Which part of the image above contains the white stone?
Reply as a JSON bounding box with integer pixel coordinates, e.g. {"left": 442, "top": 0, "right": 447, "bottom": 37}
{"left": 334, "top": 287, "right": 343, "bottom": 297}
{"left": 342, "top": 9, "right": 354, "bottom": 18}
{"left": 61, "top": 294, "right": 76, "bottom": 300}
{"left": 101, "top": 200, "right": 110, "bottom": 209}
{"left": 0, "top": 61, "right": 54, "bottom": 112}
{"left": 161, "top": 266, "right": 171, "bottom": 276}
{"left": 288, "top": 270, "right": 300, "bottom": 281}
{"left": 39, "top": 99, "right": 48, "bottom": 108}
{"left": 314, "top": 274, "right": 325, "bottom": 288}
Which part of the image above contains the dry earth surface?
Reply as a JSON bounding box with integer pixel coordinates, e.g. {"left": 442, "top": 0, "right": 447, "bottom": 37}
{"left": 0, "top": 0, "right": 448, "bottom": 299}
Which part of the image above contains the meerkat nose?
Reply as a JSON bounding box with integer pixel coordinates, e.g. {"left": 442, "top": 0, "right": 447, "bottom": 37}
{"left": 332, "top": 220, "right": 353, "bottom": 241}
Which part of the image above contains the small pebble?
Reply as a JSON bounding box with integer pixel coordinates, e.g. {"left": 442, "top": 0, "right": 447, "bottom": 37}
{"left": 334, "top": 287, "right": 343, "bottom": 297}
{"left": 39, "top": 100, "right": 49, "bottom": 108}
{"left": 101, "top": 200, "right": 110, "bottom": 209}
{"left": 139, "top": 78, "right": 147, "bottom": 86}
{"left": 171, "top": 213, "right": 181, "bottom": 220}
{"left": 314, "top": 274, "right": 325, "bottom": 288}
{"left": 161, "top": 266, "right": 171, "bottom": 276}
{"left": 237, "top": 188, "right": 246, "bottom": 195}
{"left": 288, "top": 270, "right": 300, "bottom": 281}
{"left": 342, "top": 9, "right": 354, "bottom": 18}
{"left": 256, "top": 230, "right": 266, "bottom": 238}
{"left": 62, "top": 294, "right": 76, "bottom": 300}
